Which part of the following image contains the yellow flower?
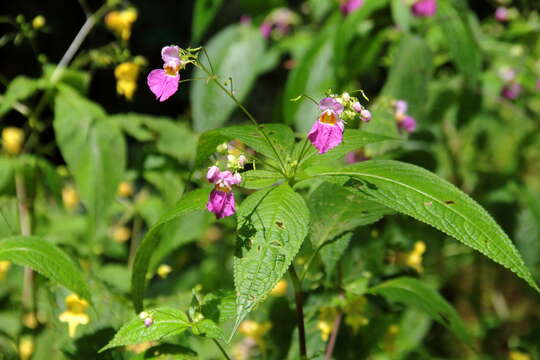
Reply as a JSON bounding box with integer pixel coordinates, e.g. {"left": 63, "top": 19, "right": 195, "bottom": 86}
{"left": 112, "top": 225, "right": 131, "bottom": 243}
{"left": 126, "top": 341, "right": 156, "bottom": 354}
{"left": 23, "top": 312, "right": 38, "bottom": 329}
{"left": 157, "top": 264, "right": 172, "bottom": 279}
{"left": 62, "top": 185, "right": 79, "bottom": 211}
{"left": 343, "top": 296, "right": 369, "bottom": 333}
{"left": 19, "top": 337, "right": 34, "bottom": 360}
{"left": 0, "top": 261, "right": 10, "bottom": 280}
{"left": 317, "top": 307, "right": 338, "bottom": 341}
{"left": 270, "top": 280, "right": 288, "bottom": 297}
{"left": 32, "top": 15, "right": 46, "bottom": 29}
{"left": 239, "top": 320, "right": 272, "bottom": 349}
{"left": 114, "top": 62, "right": 139, "bottom": 100}
{"left": 105, "top": 9, "right": 138, "bottom": 40}
{"left": 509, "top": 351, "right": 532, "bottom": 360}
{"left": 117, "top": 181, "right": 134, "bottom": 197}
{"left": 59, "top": 294, "right": 90, "bottom": 338}
{"left": 2, "top": 127, "right": 24, "bottom": 155}
{"left": 397, "top": 241, "right": 426, "bottom": 273}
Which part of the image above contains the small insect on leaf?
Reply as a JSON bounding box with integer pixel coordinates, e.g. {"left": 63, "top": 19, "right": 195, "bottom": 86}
{"left": 444, "top": 200, "right": 455, "bottom": 205}
{"left": 275, "top": 221, "right": 285, "bottom": 229}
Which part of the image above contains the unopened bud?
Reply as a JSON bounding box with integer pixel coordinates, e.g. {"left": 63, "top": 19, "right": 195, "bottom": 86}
{"left": 2, "top": 127, "right": 24, "bottom": 155}
{"left": 32, "top": 15, "right": 46, "bottom": 29}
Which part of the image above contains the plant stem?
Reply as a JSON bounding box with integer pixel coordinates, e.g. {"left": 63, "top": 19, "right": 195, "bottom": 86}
{"left": 289, "top": 266, "right": 307, "bottom": 359}
{"left": 196, "top": 61, "right": 287, "bottom": 175}
{"left": 212, "top": 339, "right": 232, "bottom": 360}
{"left": 324, "top": 312, "right": 343, "bottom": 360}
{"left": 128, "top": 215, "right": 142, "bottom": 268}
{"left": 15, "top": 172, "right": 33, "bottom": 311}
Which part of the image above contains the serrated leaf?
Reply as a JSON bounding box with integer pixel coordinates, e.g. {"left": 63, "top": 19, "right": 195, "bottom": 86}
{"left": 233, "top": 184, "right": 309, "bottom": 337}
{"left": 100, "top": 308, "right": 190, "bottom": 352}
{"left": 0, "top": 76, "right": 43, "bottom": 117}
{"left": 241, "top": 170, "right": 284, "bottom": 189}
{"left": 54, "top": 86, "right": 125, "bottom": 228}
{"left": 369, "top": 277, "right": 472, "bottom": 345}
{"left": 0, "top": 236, "right": 91, "bottom": 302}
{"left": 191, "top": 25, "right": 265, "bottom": 131}
{"left": 131, "top": 188, "right": 211, "bottom": 313}
{"left": 201, "top": 291, "right": 236, "bottom": 324}
{"left": 309, "top": 160, "right": 539, "bottom": 292}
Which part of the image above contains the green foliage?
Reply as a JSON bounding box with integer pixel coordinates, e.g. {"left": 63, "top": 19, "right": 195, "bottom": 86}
{"left": 0, "top": 76, "right": 43, "bottom": 117}
{"left": 0, "top": 236, "right": 91, "bottom": 302}
{"left": 369, "top": 277, "right": 472, "bottom": 345}
{"left": 192, "top": 0, "right": 224, "bottom": 44}
{"left": 233, "top": 184, "right": 309, "bottom": 335}
{"left": 100, "top": 308, "right": 191, "bottom": 351}
{"left": 191, "top": 25, "right": 266, "bottom": 131}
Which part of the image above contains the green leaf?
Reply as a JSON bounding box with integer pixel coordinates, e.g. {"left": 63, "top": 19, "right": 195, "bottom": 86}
{"left": 233, "top": 184, "right": 309, "bottom": 337}
{"left": 437, "top": 1, "right": 482, "bottom": 84}
{"left": 194, "top": 129, "right": 228, "bottom": 169}
{"left": 100, "top": 308, "right": 190, "bottom": 352}
{"left": 43, "top": 64, "right": 90, "bottom": 94}
{"left": 310, "top": 160, "right": 539, "bottom": 292}
{"left": 390, "top": 0, "right": 412, "bottom": 32}
{"left": 220, "top": 124, "right": 295, "bottom": 162}
{"left": 192, "top": 319, "right": 224, "bottom": 340}
{"left": 0, "top": 76, "right": 43, "bottom": 117}
{"left": 381, "top": 34, "right": 432, "bottom": 121}
{"left": 369, "top": 277, "right": 472, "bottom": 345}
{"left": 191, "top": 25, "right": 265, "bottom": 131}
{"left": 192, "top": 0, "right": 223, "bottom": 44}
{"left": 132, "top": 344, "right": 197, "bottom": 360}
{"left": 131, "top": 188, "right": 211, "bottom": 313}
{"left": 242, "top": 170, "right": 284, "bottom": 189}
{"left": 515, "top": 188, "right": 540, "bottom": 268}
{"left": 201, "top": 291, "right": 236, "bottom": 324}
{"left": 54, "top": 87, "right": 125, "bottom": 228}
{"left": 0, "top": 236, "right": 91, "bottom": 302}
{"left": 283, "top": 18, "right": 338, "bottom": 132}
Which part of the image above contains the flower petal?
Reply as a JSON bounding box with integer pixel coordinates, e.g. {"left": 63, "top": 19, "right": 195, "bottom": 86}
{"left": 207, "top": 190, "right": 236, "bottom": 219}
{"left": 161, "top": 46, "right": 180, "bottom": 66}
{"left": 147, "top": 69, "right": 179, "bottom": 102}
{"left": 308, "top": 120, "right": 344, "bottom": 154}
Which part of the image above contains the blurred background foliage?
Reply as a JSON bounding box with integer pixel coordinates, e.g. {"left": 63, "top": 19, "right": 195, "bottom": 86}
{"left": 1, "top": 0, "right": 540, "bottom": 359}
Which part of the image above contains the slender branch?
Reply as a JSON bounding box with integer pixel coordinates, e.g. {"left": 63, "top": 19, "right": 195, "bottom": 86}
{"left": 289, "top": 266, "right": 307, "bottom": 359}
{"left": 15, "top": 172, "right": 33, "bottom": 311}
{"left": 324, "top": 312, "right": 343, "bottom": 360}
{"left": 212, "top": 339, "right": 232, "bottom": 360}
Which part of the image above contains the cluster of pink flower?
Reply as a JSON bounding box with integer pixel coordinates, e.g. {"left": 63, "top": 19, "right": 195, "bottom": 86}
{"left": 308, "top": 93, "right": 371, "bottom": 154}
{"left": 392, "top": 100, "right": 416, "bottom": 133}
{"left": 259, "top": 8, "right": 299, "bottom": 39}
{"left": 206, "top": 166, "right": 242, "bottom": 219}
{"left": 499, "top": 68, "right": 522, "bottom": 100}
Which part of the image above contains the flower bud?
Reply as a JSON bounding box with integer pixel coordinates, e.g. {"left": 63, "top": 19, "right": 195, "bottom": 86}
{"left": 352, "top": 101, "right": 363, "bottom": 113}
{"left": 157, "top": 264, "right": 172, "bottom": 278}
{"left": 32, "top": 15, "right": 46, "bottom": 29}
{"left": 360, "top": 109, "right": 371, "bottom": 122}
{"left": 144, "top": 317, "right": 153, "bottom": 327}
{"left": 112, "top": 225, "right": 131, "bottom": 243}
{"left": 62, "top": 185, "right": 79, "bottom": 211}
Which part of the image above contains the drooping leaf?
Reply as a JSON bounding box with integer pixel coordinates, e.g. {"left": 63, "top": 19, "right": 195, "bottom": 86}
{"left": 100, "top": 308, "right": 190, "bottom": 352}
{"left": 0, "top": 236, "right": 91, "bottom": 302}
{"left": 241, "top": 170, "right": 284, "bottom": 190}
{"left": 191, "top": 25, "right": 265, "bottom": 131}
{"left": 192, "top": 0, "right": 224, "bottom": 44}
{"left": 233, "top": 184, "right": 309, "bottom": 336}
{"left": 283, "top": 16, "right": 338, "bottom": 132}
{"left": 0, "top": 76, "right": 43, "bottom": 117}
{"left": 369, "top": 277, "right": 472, "bottom": 345}
{"left": 309, "top": 160, "right": 540, "bottom": 292}
{"left": 54, "top": 86, "right": 125, "bottom": 228}
{"left": 131, "top": 188, "right": 211, "bottom": 313}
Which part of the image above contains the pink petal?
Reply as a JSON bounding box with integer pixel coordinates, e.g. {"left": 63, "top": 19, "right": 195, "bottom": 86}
{"left": 147, "top": 69, "right": 179, "bottom": 102}
{"left": 412, "top": 0, "right": 437, "bottom": 17}
{"left": 319, "top": 97, "right": 344, "bottom": 114}
{"left": 161, "top": 46, "right": 180, "bottom": 67}
{"left": 260, "top": 22, "right": 272, "bottom": 38}
{"left": 207, "top": 190, "right": 236, "bottom": 219}
{"left": 207, "top": 166, "right": 221, "bottom": 183}
{"left": 307, "top": 120, "right": 344, "bottom": 154}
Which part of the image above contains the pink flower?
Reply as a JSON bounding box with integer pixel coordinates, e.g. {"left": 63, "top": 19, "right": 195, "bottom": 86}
{"left": 206, "top": 167, "right": 242, "bottom": 219}
{"left": 536, "top": 79, "right": 540, "bottom": 92}
{"left": 346, "top": 150, "right": 369, "bottom": 164}
{"left": 398, "top": 116, "right": 417, "bottom": 133}
{"left": 147, "top": 45, "right": 182, "bottom": 102}
{"left": 240, "top": 15, "right": 252, "bottom": 25}
{"left": 495, "top": 7, "right": 509, "bottom": 22}
{"left": 412, "top": 0, "right": 437, "bottom": 17}
{"left": 393, "top": 100, "right": 408, "bottom": 115}
{"left": 340, "top": 0, "right": 364, "bottom": 15}
{"left": 499, "top": 68, "right": 517, "bottom": 83}
{"left": 308, "top": 97, "right": 345, "bottom": 154}
{"left": 501, "top": 83, "right": 522, "bottom": 100}
{"left": 260, "top": 22, "right": 272, "bottom": 38}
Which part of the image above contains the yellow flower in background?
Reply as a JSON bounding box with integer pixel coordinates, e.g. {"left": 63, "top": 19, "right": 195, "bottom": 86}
{"left": 239, "top": 320, "right": 272, "bottom": 349}
{"left": 62, "top": 185, "right": 79, "bottom": 211}
{"left": 105, "top": 8, "right": 138, "bottom": 40}
{"left": 23, "top": 312, "right": 38, "bottom": 329}
{"left": 117, "top": 181, "right": 134, "bottom": 197}
{"left": 126, "top": 341, "right": 156, "bottom": 354}
{"left": 509, "top": 351, "right": 532, "bottom": 360}
{"left": 157, "top": 264, "right": 172, "bottom": 279}
{"left": 115, "top": 62, "right": 139, "bottom": 100}
{"left": 317, "top": 306, "right": 338, "bottom": 341}
{"left": 59, "top": 294, "right": 90, "bottom": 338}
{"left": 32, "top": 15, "right": 46, "bottom": 29}
{"left": 2, "top": 127, "right": 24, "bottom": 155}
{"left": 19, "top": 337, "right": 34, "bottom": 360}
{"left": 270, "top": 280, "right": 288, "bottom": 297}
{"left": 112, "top": 225, "right": 131, "bottom": 243}
{"left": 343, "top": 296, "right": 369, "bottom": 333}
{"left": 0, "top": 261, "right": 11, "bottom": 280}
{"left": 397, "top": 241, "right": 426, "bottom": 273}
